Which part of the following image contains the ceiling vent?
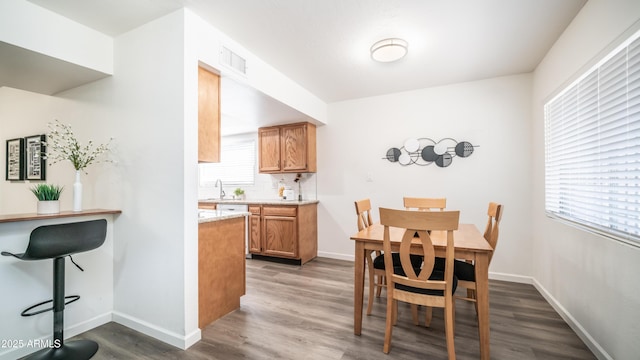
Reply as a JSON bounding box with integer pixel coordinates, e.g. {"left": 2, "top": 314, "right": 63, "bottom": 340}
{"left": 221, "top": 46, "right": 247, "bottom": 76}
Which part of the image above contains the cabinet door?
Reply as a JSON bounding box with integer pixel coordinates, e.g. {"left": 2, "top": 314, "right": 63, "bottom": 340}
{"left": 262, "top": 216, "right": 297, "bottom": 258}
{"left": 198, "top": 66, "right": 220, "bottom": 163}
{"left": 281, "top": 124, "right": 308, "bottom": 172}
{"left": 249, "top": 214, "right": 261, "bottom": 253}
{"left": 258, "top": 127, "right": 281, "bottom": 172}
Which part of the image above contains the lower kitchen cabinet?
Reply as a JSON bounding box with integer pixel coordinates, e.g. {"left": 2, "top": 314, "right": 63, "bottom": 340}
{"left": 198, "top": 216, "right": 245, "bottom": 328}
{"left": 249, "top": 203, "right": 317, "bottom": 264}
{"left": 248, "top": 205, "right": 261, "bottom": 253}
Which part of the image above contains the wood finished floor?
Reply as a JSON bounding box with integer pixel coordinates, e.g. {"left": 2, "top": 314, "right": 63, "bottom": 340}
{"left": 70, "top": 257, "right": 595, "bottom": 359}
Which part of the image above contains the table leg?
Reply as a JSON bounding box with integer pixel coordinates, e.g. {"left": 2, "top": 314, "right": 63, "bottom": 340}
{"left": 354, "top": 241, "right": 365, "bottom": 335}
{"left": 475, "top": 253, "right": 490, "bottom": 360}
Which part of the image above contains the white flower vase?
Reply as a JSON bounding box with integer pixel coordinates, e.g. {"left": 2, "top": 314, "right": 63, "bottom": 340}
{"left": 73, "top": 170, "right": 83, "bottom": 212}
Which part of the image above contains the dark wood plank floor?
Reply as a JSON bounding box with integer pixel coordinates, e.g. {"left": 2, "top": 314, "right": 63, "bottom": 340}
{"left": 70, "top": 257, "right": 595, "bottom": 359}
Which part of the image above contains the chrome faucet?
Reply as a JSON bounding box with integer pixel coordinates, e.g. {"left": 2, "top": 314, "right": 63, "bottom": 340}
{"left": 214, "top": 179, "right": 225, "bottom": 199}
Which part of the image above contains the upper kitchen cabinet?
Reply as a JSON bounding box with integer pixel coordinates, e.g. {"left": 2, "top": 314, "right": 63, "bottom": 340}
{"left": 258, "top": 122, "right": 317, "bottom": 173}
{"left": 198, "top": 66, "right": 221, "bottom": 163}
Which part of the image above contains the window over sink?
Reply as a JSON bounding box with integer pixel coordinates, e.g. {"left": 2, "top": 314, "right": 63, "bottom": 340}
{"left": 199, "top": 140, "right": 255, "bottom": 186}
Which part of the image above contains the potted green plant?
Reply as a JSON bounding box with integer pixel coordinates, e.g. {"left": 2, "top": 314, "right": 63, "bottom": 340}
{"left": 233, "top": 188, "right": 245, "bottom": 200}
{"left": 30, "top": 184, "right": 64, "bottom": 214}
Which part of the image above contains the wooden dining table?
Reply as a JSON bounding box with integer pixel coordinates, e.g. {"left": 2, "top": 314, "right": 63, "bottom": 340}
{"left": 350, "top": 223, "right": 494, "bottom": 360}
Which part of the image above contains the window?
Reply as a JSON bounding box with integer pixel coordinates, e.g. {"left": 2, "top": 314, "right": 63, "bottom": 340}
{"left": 199, "top": 141, "right": 255, "bottom": 186}
{"left": 544, "top": 29, "right": 640, "bottom": 246}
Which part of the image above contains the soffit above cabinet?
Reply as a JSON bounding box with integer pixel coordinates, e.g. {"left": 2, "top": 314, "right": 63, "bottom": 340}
{"left": 220, "top": 76, "right": 321, "bottom": 136}
{"left": 0, "top": 41, "right": 110, "bottom": 95}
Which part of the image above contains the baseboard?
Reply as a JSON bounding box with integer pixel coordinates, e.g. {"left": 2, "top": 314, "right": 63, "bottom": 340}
{"left": 112, "top": 311, "right": 201, "bottom": 350}
{"left": 0, "top": 312, "right": 111, "bottom": 360}
{"left": 488, "top": 271, "right": 533, "bottom": 284}
{"left": 317, "top": 251, "right": 354, "bottom": 261}
{"left": 532, "top": 279, "right": 612, "bottom": 360}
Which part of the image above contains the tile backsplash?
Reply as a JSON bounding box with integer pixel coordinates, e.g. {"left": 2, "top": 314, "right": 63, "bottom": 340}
{"left": 198, "top": 172, "right": 317, "bottom": 201}
{"left": 198, "top": 132, "right": 318, "bottom": 201}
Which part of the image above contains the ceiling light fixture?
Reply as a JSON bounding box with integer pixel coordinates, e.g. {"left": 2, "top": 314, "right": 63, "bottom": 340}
{"left": 370, "top": 38, "right": 408, "bottom": 63}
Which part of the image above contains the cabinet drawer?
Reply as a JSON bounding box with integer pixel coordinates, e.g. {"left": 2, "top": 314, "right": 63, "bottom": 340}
{"left": 199, "top": 202, "right": 217, "bottom": 210}
{"left": 262, "top": 206, "right": 297, "bottom": 217}
{"left": 249, "top": 205, "right": 261, "bottom": 215}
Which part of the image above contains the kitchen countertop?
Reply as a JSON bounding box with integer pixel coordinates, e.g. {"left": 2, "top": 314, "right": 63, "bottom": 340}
{"left": 198, "top": 209, "right": 250, "bottom": 223}
{"left": 198, "top": 199, "right": 319, "bottom": 206}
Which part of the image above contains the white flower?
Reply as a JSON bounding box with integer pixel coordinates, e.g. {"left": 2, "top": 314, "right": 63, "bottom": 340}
{"left": 43, "top": 120, "right": 113, "bottom": 173}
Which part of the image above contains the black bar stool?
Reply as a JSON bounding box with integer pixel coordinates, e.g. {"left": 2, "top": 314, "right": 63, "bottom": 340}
{"left": 2, "top": 219, "right": 107, "bottom": 360}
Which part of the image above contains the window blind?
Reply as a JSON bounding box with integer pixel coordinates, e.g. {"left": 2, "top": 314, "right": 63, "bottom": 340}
{"left": 544, "top": 29, "right": 640, "bottom": 246}
{"left": 199, "top": 141, "right": 255, "bottom": 186}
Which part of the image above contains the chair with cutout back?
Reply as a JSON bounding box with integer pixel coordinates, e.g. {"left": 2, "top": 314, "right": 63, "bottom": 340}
{"left": 403, "top": 197, "right": 446, "bottom": 212}
{"left": 379, "top": 208, "right": 459, "bottom": 358}
{"left": 453, "top": 202, "right": 503, "bottom": 309}
{"left": 355, "top": 199, "right": 422, "bottom": 315}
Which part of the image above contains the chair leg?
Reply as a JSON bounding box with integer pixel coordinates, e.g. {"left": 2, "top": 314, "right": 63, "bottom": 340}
{"left": 424, "top": 306, "right": 433, "bottom": 327}
{"left": 471, "top": 289, "right": 478, "bottom": 315}
{"left": 375, "top": 274, "right": 384, "bottom": 297}
{"left": 411, "top": 304, "right": 419, "bottom": 326}
{"left": 392, "top": 300, "right": 398, "bottom": 326}
{"left": 366, "top": 271, "right": 375, "bottom": 316}
{"left": 444, "top": 297, "right": 456, "bottom": 360}
{"left": 452, "top": 301, "right": 456, "bottom": 335}
{"left": 25, "top": 257, "right": 99, "bottom": 360}
{"left": 383, "top": 297, "right": 394, "bottom": 354}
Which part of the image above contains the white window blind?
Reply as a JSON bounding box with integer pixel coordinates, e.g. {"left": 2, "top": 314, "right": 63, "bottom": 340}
{"left": 544, "top": 29, "right": 640, "bottom": 246}
{"left": 199, "top": 141, "right": 255, "bottom": 186}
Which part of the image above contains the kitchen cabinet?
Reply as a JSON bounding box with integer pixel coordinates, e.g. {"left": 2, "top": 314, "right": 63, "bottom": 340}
{"left": 258, "top": 122, "right": 316, "bottom": 173}
{"left": 248, "top": 205, "right": 261, "bottom": 253}
{"left": 262, "top": 206, "right": 297, "bottom": 258}
{"left": 198, "top": 66, "right": 220, "bottom": 163}
{"left": 198, "top": 202, "right": 216, "bottom": 210}
{"left": 249, "top": 203, "right": 317, "bottom": 264}
{"left": 198, "top": 216, "right": 245, "bottom": 328}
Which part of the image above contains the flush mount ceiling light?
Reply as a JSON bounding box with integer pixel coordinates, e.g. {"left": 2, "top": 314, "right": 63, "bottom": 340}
{"left": 370, "top": 38, "right": 408, "bottom": 63}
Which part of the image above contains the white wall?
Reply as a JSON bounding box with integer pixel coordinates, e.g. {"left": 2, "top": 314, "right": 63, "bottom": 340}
{"left": 101, "top": 10, "right": 200, "bottom": 349}
{"left": 532, "top": 1, "right": 640, "bottom": 359}
{"left": 317, "top": 74, "right": 533, "bottom": 277}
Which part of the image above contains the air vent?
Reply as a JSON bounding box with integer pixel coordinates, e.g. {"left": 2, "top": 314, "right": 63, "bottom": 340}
{"left": 221, "top": 46, "right": 247, "bottom": 75}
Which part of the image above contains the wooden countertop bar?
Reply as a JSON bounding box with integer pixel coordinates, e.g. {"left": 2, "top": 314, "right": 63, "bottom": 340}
{"left": 0, "top": 209, "right": 122, "bottom": 223}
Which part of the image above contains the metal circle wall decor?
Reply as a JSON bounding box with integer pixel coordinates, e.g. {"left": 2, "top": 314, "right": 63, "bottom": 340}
{"left": 383, "top": 138, "right": 478, "bottom": 168}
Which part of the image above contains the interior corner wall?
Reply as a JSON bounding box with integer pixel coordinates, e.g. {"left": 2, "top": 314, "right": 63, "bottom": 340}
{"left": 531, "top": 1, "right": 640, "bottom": 359}
{"left": 101, "top": 10, "right": 197, "bottom": 348}
{"left": 317, "top": 73, "right": 533, "bottom": 280}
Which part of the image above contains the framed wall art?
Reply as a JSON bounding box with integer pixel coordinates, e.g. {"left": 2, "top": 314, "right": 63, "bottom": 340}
{"left": 25, "top": 134, "right": 46, "bottom": 181}
{"left": 6, "top": 138, "right": 25, "bottom": 181}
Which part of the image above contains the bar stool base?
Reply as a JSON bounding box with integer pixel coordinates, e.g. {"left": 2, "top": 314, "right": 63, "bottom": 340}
{"left": 25, "top": 340, "right": 98, "bottom": 360}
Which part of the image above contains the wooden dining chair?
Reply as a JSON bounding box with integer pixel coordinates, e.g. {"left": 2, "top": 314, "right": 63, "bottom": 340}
{"left": 355, "top": 199, "right": 423, "bottom": 315}
{"left": 452, "top": 202, "right": 503, "bottom": 310}
{"left": 354, "top": 199, "right": 382, "bottom": 315}
{"left": 403, "top": 197, "right": 447, "bottom": 211}
{"left": 403, "top": 196, "right": 446, "bottom": 324}
{"left": 379, "top": 207, "right": 459, "bottom": 358}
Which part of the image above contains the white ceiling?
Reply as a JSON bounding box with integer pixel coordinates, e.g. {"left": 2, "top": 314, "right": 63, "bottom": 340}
{"left": 19, "top": 0, "right": 587, "bottom": 133}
